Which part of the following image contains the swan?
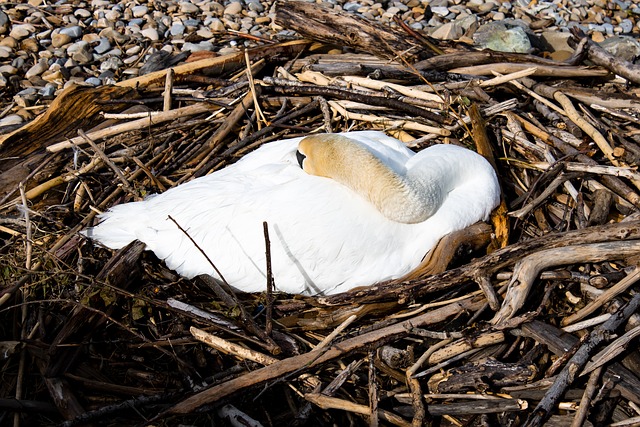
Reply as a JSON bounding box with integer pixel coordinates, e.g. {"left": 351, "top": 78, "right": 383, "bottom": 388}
{"left": 82, "top": 131, "right": 500, "bottom": 295}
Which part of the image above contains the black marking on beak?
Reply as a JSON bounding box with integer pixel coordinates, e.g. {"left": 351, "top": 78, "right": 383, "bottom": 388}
{"left": 296, "top": 150, "right": 306, "bottom": 168}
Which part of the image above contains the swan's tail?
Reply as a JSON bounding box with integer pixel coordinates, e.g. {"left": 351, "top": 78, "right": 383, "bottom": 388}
{"left": 81, "top": 201, "right": 149, "bottom": 250}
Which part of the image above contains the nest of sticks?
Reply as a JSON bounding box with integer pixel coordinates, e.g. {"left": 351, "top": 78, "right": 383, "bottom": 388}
{"left": 2, "top": 3, "right": 640, "bottom": 426}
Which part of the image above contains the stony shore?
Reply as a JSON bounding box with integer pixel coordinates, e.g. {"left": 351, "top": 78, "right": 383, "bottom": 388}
{"left": 0, "top": 0, "right": 639, "bottom": 129}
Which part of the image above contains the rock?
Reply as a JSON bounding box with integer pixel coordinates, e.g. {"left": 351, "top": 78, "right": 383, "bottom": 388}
{"left": 209, "top": 18, "right": 226, "bottom": 32}
{"left": 21, "top": 38, "right": 39, "bottom": 53}
{"left": 1, "top": 37, "right": 17, "bottom": 48}
{"left": 224, "top": 1, "right": 243, "bottom": 15}
{"left": 85, "top": 76, "right": 102, "bottom": 86}
{"left": 60, "top": 25, "right": 83, "bottom": 39}
{"left": 170, "top": 23, "right": 186, "bottom": 36}
{"left": 41, "top": 69, "right": 64, "bottom": 83}
{"left": 99, "top": 27, "right": 129, "bottom": 44}
{"left": 180, "top": 2, "right": 200, "bottom": 14}
{"left": 343, "top": 2, "right": 362, "bottom": 12}
{"left": 105, "top": 9, "right": 121, "bottom": 21}
{"left": 52, "top": 33, "right": 73, "bottom": 48}
{"left": 430, "top": 6, "right": 450, "bottom": 17}
{"left": 0, "top": 114, "right": 24, "bottom": 128}
{"left": 82, "top": 33, "right": 101, "bottom": 43}
{"left": 182, "top": 41, "right": 214, "bottom": 52}
{"left": 492, "top": 12, "right": 505, "bottom": 21}
{"left": 74, "top": 9, "right": 92, "bottom": 19}
{"left": 39, "top": 83, "right": 56, "bottom": 98}
{"left": 599, "top": 36, "right": 640, "bottom": 61}
{"left": 457, "top": 14, "right": 478, "bottom": 32}
{"left": 132, "top": 5, "right": 148, "bottom": 18}
{"left": 9, "top": 24, "right": 36, "bottom": 40}
{"left": 14, "top": 87, "right": 39, "bottom": 106}
{"left": 0, "top": 64, "right": 17, "bottom": 74}
{"left": 618, "top": 18, "right": 634, "bottom": 33}
{"left": 431, "top": 22, "right": 464, "bottom": 40}
{"left": 94, "top": 37, "right": 111, "bottom": 54}
{"left": 25, "top": 58, "right": 48, "bottom": 78}
{"left": 591, "top": 31, "right": 605, "bottom": 42}
{"left": 0, "top": 46, "right": 12, "bottom": 59}
{"left": 125, "top": 46, "right": 141, "bottom": 56}
{"left": 100, "top": 56, "right": 123, "bottom": 72}
{"left": 184, "top": 19, "right": 201, "bottom": 29}
{"left": 140, "top": 27, "right": 160, "bottom": 41}
{"left": 0, "top": 11, "right": 9, "bottom": 34}
{"left": 196, "top": 28, "right": 214, "bottom": 39}
{"left": 123, "top": 54, "right": 139, "bottom": 64}
{"left": 473, "top": 21, "right": 532, "bottom": 53}
{"left": 67, "top": 41, "right": 93, "bottom": 64}
{"left": 541, "top": 31, "right": 574, "bottom": 61}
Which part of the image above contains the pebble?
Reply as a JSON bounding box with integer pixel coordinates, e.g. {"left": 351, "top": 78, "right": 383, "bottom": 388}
{"left": 0, "top": 11, "right": 9, "bottom": 34}
{"left": 85, "top": 76, "right": 102, "bottom": 86}
{"left": 0, "top": 114, "right": 24, "bottom": 128}
{"left": 39, "top": 83, "right": 56, "bottom": 98}
{"left": 52, "top": 33, "right": 73, "bottom": 48}
{"left": 9, "top": 24, "right": 35, "bottom": 40}
{"left": 0, "top": 46, "right": 12, "bottom": 59}
{"left": 100, "top": 56, "right": 123, "bottom": 72}
{"left": 140, "top": 27, "right": 160, "bottom": 41}
{"left": 170, "top": 23, "right": 186, "bottom": 36}
{"left": 0, "top": 65, "right": 18, "bottom": 74}
{"left": 94, "top": 37, "right": 111, "bottom": 54}
{"left": 224, "top": 1, "right": 243, "bottom": 16}
{"left": 0, "top": 0, "right": 638, "bottom": 109}
{"left": 180, "top": 2, "right": 200, "bottom": 14}
{"left": 60, "top": 25, "right": 83, "bottom": 39}
{"left": 68, "top": 41, "right": 93, "bottom": 64}
{"left": 431, "top": 22, "right": 464, "bottom": 40}
{"left": 25, "top": 58, "right": 48, "bottom": 78}
{"left": 132, "top": 5, "right": 148, "bottom": 18}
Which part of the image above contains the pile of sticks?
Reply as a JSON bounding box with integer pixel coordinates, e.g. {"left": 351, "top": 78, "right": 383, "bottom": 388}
{"left": 1, "top": 3, "right": 640, "bottom": 426}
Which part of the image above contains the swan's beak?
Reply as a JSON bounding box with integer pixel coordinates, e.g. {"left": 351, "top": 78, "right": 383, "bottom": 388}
{"left": 296, "top": 150, "right": 306, "bottom": 168}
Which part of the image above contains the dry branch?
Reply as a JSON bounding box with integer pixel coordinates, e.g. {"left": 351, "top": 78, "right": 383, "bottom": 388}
{"left": 162, "top": 298, "right": 485, "bottom": 415}
{"left": 2, "top": 6, "right": 640, "bottom": 425}
{"left": 275, "top": 1, "right": 427, "bottom": 62}
{"left": 523, "top": 294, "right": 640, "bottom": 427}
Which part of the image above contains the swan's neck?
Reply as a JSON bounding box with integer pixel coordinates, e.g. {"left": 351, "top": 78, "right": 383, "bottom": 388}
{"left": 301, "top": 135, "right": 442, "bottom": 224}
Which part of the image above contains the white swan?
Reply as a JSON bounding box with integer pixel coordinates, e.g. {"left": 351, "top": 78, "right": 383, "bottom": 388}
{"left": 83, "top": 131, "right": 500, "bottom": 295}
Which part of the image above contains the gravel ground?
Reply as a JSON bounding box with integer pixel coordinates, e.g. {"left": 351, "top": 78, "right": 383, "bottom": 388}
{"left": 0, "top": 0, "right": 639, "bottom": 128}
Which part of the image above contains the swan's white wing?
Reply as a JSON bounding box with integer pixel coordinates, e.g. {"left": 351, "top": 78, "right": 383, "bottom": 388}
{"left": 85, "top": 131, "right": 423, "bottom": 295}
{"left": 118, "top": 165, "right": 413, "bottom": 294}
{"left": 344, "top": 131, "right": 414, "bottom": 174}
{"left": 407, "top": 144, "right": 500, "bottom": 231}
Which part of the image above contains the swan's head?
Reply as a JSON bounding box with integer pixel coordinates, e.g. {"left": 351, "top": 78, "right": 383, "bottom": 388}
{"left": 296, "top": 134, "right": 347, "bottom": 177}
{"left": 296, "top": 134, "right": 435, "bottom": 224}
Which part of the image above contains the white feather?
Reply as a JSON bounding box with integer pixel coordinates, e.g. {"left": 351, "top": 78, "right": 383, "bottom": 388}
{"left": 82, "top": 131, "right": 500, "bottom": 295}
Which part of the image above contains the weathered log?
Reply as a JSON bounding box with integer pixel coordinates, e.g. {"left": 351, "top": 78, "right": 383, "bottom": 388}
{"left": 275, "top": 1, "right": 429, "bottom": 62}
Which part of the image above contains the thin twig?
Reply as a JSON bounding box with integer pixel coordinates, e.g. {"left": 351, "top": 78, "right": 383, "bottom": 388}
{"left": 163, "top": 68, "right": 174, "bottom": 111}
{"left": 263, "top": 221, "right": 274, "bottom": 336}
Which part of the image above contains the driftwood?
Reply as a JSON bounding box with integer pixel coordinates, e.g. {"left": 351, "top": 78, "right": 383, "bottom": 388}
{"left": 2, "top": 1, "right": 640, "bottom": 426}
{"left": 275, "top": 1, "right": 431, "bottom": 62}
